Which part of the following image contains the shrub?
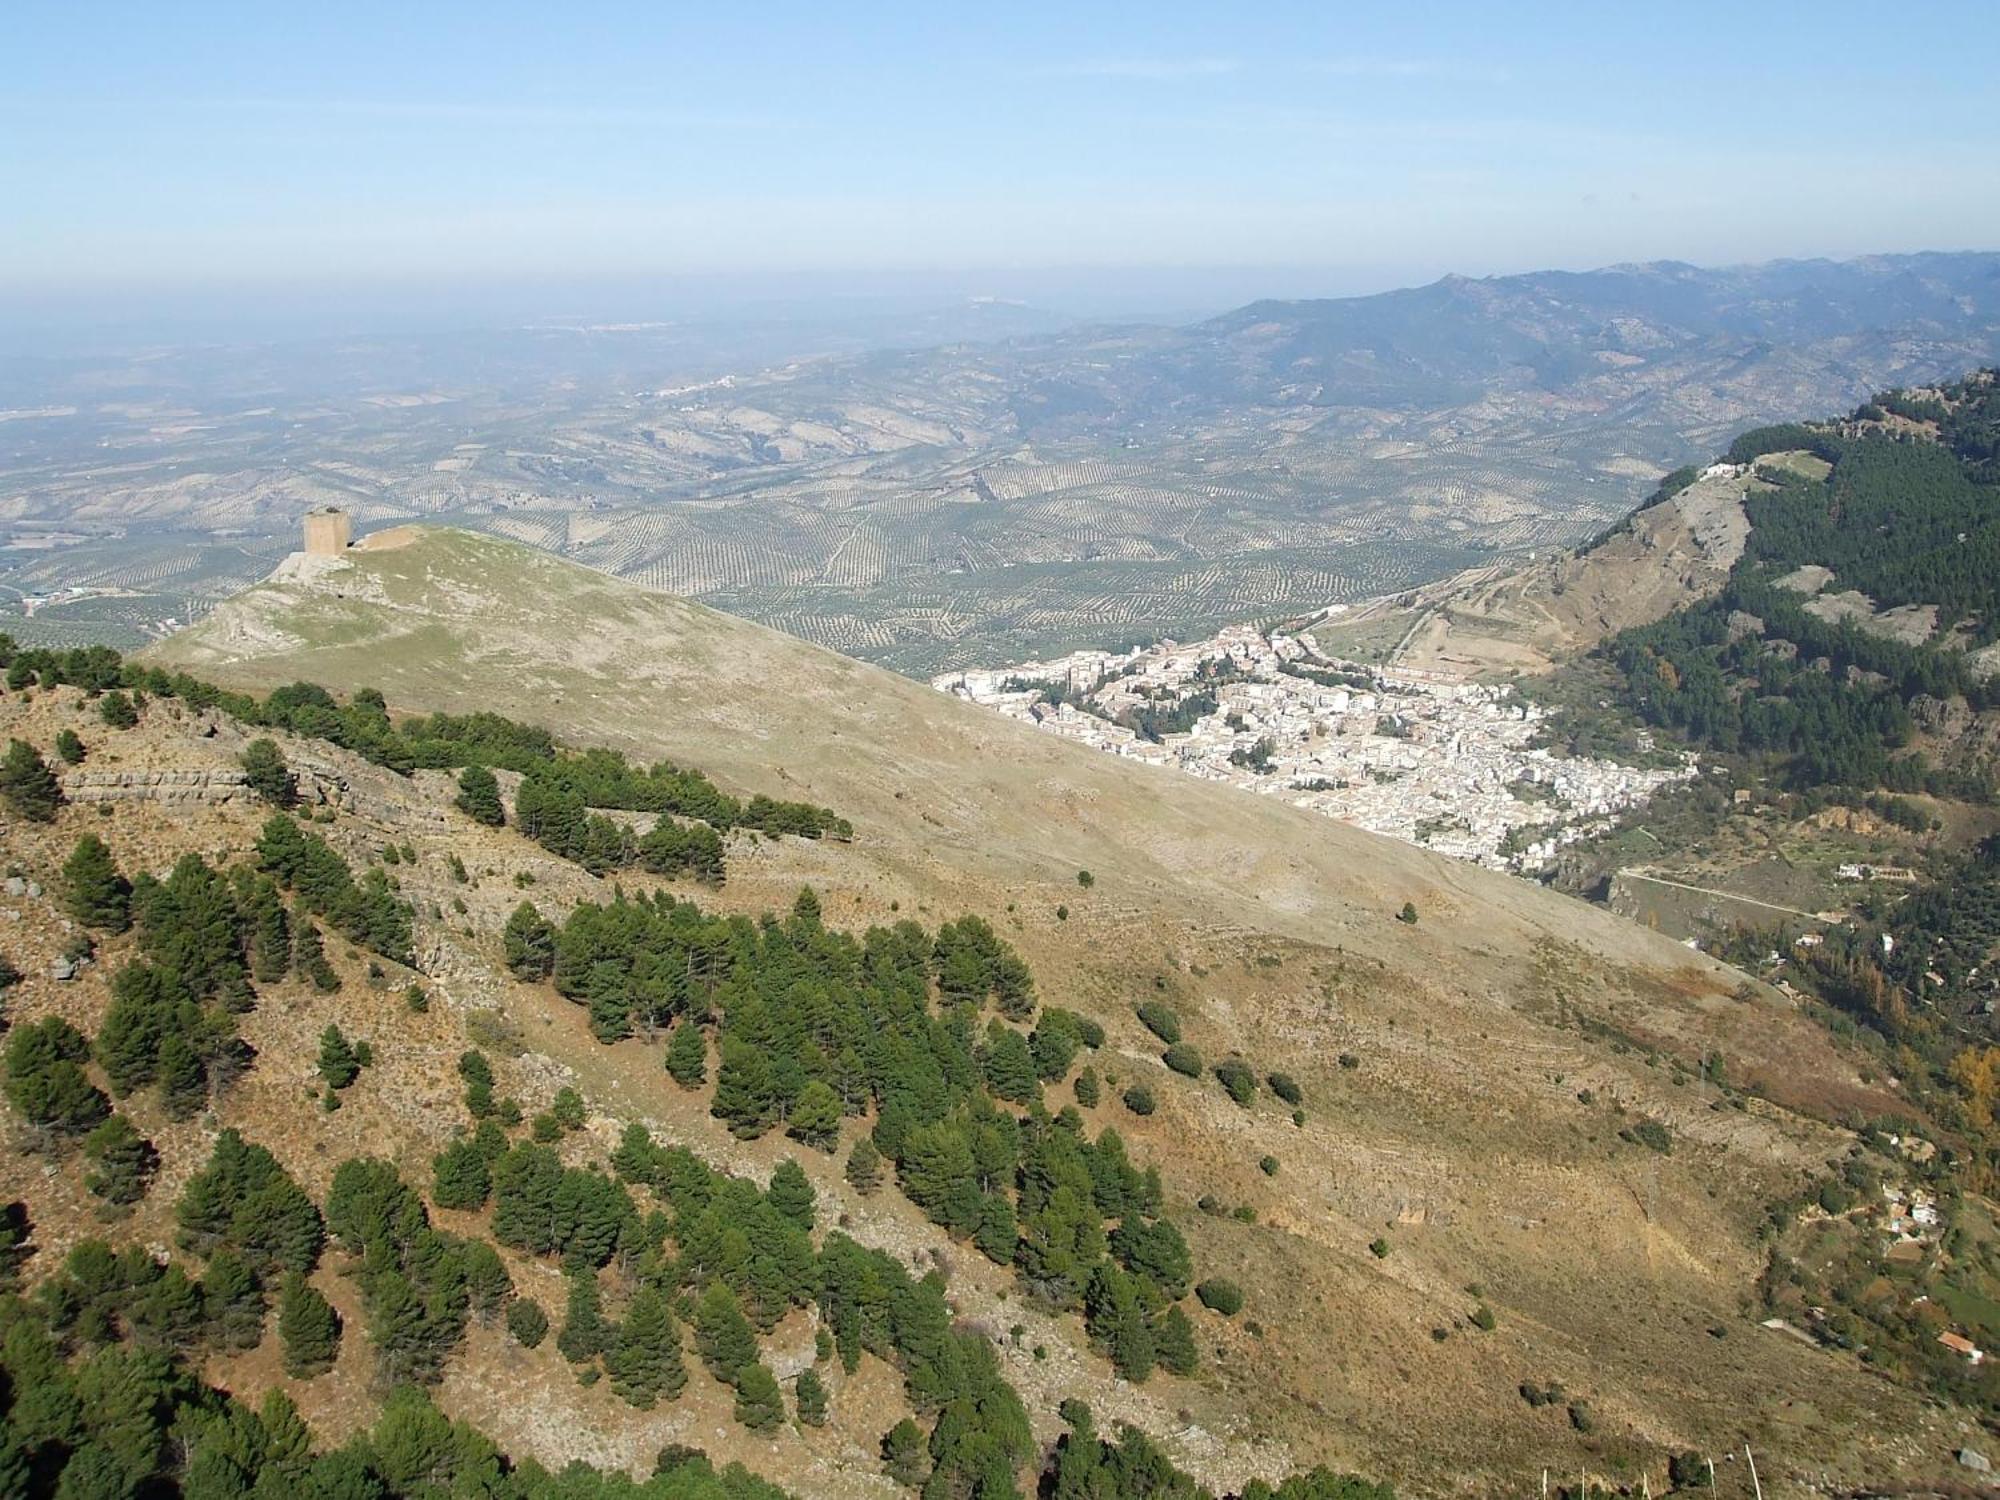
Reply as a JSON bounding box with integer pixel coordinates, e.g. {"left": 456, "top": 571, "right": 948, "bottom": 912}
{"left": 1470, "top": 1304, "right": 1497, "bottom": 1332}
{"left": 1121, "top": 1083, "right": 1156, "bottom": 1117}
{"left": 1267, "top": 1072, "right": 1303, "bottom": 1106}
{"left": 1368, "top": 1238, "right": 1389, "bottom": 1259}
{"left": 1258, "top": 1155, "right": 1278, "bottom": 1177}
{"left": 1397, "top": 902, "right": 1418, "bottom": 925}
{"left": 1625, "top": 1120, "right": 1672, "bottom": 1154}
{"left": 1195, "top": 1279, "right": 1243, "bottom": 1316}
{"left": 1135, "top": 1001, "right": 1181, "bottom": 1045}
{"left": 1162, "top": 1042, "right": 1203, "bottom": 1077}
{"left": 1213, "top": 1059, "right": 1257, "bottom": 1107}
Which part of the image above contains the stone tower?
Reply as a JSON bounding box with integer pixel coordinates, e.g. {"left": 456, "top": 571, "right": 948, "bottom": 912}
{"left": 302, "top": 507, "right": 352, "bottom": 557}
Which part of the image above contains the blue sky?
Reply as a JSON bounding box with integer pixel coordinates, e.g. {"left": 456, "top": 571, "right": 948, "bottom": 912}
{"left": 5, "top": 1, "right": 1999, "bottom": 300}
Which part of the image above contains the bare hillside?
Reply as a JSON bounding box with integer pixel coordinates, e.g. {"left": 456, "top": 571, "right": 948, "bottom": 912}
{"left": 125, "top": 527, "right": 1980, "bottom": 1493}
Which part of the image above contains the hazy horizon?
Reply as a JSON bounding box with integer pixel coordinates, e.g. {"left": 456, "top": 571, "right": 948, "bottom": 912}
{"left": 8, "top": 0, "right": 2000, "bottom": 346}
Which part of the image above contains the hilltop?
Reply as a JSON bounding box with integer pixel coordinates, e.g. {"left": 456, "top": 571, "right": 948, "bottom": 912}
{"left": 43, "top": 523, "right": 1963, "bottom": 1493}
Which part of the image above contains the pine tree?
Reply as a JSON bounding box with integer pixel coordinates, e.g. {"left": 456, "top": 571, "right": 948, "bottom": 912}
{"left": 506, "top": 1298, "right": 549, "bottom": 1349}
{"left": 431, "top": 1139, "right": 492, "bottom": 1211}
{"left": 55, "top": 728, "right": 85, "bottom": 765}
{"left": 82, "top": 1113, "right": 158, "bottom": 1205}
{"left": 155, "top": 1032, "right": 207, "bottom": 1120}
{"left": 0, "top": 739, "right": 62, "bottom": 822}
{"left": 712, "top": 1039, "right": 774, "bottom": 1138}
{"left": 786, "top": 1079, "right": 842, "bottom": 1150}
{"left": 607, "top": 1284, "right": 686, "bottom": 1409}
{"left": 98, "top": 690, "right": 138, "bottom": 729}
{"left": 882, "top": 1418, "right": 927, "bottom": 1486}
{"left": 980, "top": 1021, "right": 1040, "bottom": 1103}
{"left": 557, "top": 1267, "right": 608, "bottom": 1364}
{"left": 845, "top": 1137, "right": 883, "bottom": 1196}
{"left": 279, "top": 1272, "right": 341, "bottom": 1377}
{"left": 767, "top": 1159, "right": 816, "bottom": 1232}
{"left": 201, "top": 1248, "right": 267, "bottom": 1351}
{"left": 95, "top": 965, "right": 173, "bottom": 1096}
{"left": 363, "top": 1268, "right": 432, "bottom": 1385}
{"left": 63, "top": 834, "right": 132, "bottom": 932}
{"left": 550, "top": 1086, "right": 586, "bottom": 1131}
{"left": 245, "top": 879, "right": 291, "bottom": 983}
{"left": 318, "top": 1025, "right": 361, "bottom": 1090}
{"left": 503, "top": 902, "right": 555, "bottom": 980}
{"left": 462, "top": 1240, "right": 512, "bottom": 1322}
{"left": 1154, "top": 1305, "right": 1198, "bottom": 1377}
{"left": 294, "top": 915, "right": 339, "bottom": 992}
{"left": 1086, "top": 1264, "right": 1155, "bottom": 1383}
{"left": 692, "top": 1282, "right": 757, "bottom": 1385}
{"left": 455, "top": 765, "right": 505, "bottom": 827}
{"left": 733, "top": 1362, "right": 784, "bottom": 1432}
{"left": 794, "top": 1366, "right": 828, "bottom": 1427}
{"left": 240, "top": 739, "right": 298, "bottom": 808}
{"left": 1074, "top": 1067, "right": 1101, "bottom": 1108}
{"left": 665, "top": 1020, "right": 707, "bottom": 1087}
{"left": 135, "top": 1262, "right": 206, "bottom": 1351}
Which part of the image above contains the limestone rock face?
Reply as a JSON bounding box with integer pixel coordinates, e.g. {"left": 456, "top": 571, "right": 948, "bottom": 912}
{"left": 61, "top": 768, "right": 251, "bottom": 805}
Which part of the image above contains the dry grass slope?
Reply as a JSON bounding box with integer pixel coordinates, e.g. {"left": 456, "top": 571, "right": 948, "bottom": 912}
{"left": 130, "top": 527, "right": 1973, "bottom": 1493}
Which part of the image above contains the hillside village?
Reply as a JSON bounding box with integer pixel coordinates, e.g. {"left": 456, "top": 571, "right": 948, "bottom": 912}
{"left": 935, "top": 620, "right": 1694, "bottom": 872}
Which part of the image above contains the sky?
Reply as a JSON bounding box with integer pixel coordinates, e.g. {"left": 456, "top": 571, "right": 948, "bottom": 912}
{"left": 5, "top": 1, "right": 2000, "bottom": 320}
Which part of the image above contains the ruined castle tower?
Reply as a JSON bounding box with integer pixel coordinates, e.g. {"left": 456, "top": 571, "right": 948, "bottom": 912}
{"left": 302, "top": 507, "right": 352, "bottom": 557}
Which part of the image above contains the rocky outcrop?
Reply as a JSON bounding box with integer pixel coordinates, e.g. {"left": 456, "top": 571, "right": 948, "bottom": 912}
{"left": 61, "top": 768, "right": 251, "bottom": 805}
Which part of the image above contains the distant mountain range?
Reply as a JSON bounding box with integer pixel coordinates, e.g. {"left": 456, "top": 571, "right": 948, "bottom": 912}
{"left": 5, "top": 251, "right": 1999, "bottom": 672}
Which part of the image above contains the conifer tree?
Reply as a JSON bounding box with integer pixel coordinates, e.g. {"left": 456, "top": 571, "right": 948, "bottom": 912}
{"left": 318, "top": 1025, "right": 360, "bottom": 1090}
{"left": 431, "top": 1139, "right": 492, "bottom": 1211}
{"left": 240, "top": 738, "right": 298, "bottom": 808}
{"left": 1074, "top": 1067, "right": 1101, "bottom": 1108}
{"left": 503, "top": 902, "right": 555, "bottom": 980}
{"left": 98, "top": 690, "right": 138, "bottom": 729}
{"left": 506, "top": 1297, "right": 549, "bottom": 1349}
{"left": 712, "top": 1039, "right": 774, "bottom": 1138}
{"left": 95, "top": 965, "right": 174, "bottom": 1096}
{"left": 135, "top": 1262, "right": 207, "bottom": 1352}
{"left": 557, "top": 1267, "right": 608, "bottom": 1364}
{"left": 786, "top": 1079, "right": 842, "bottom": 1150}
{"left": 607, "top": 1284, "right": 686, "bottom": 1409}
{"left": 156, "top": 1032, "right": 208, "bottom": 1121}
{"left": 294, "top": 915, "right": 339, "bottom": 992}
{"left": 1086, "top": 1263, "right": 1156, "bottom": 1383}
{"left": 279, "top": 1272, "right": 341, "bottom": 1377}
{"left": 767, "top": 1158, "right": 816, "bottom": 1232}
{"left": 455, "top": 765, "right": 506, "bottom": 827}
{"left": 82, "top": 1113, "right": 159, "bottom": 1206}
{"left": 463, "top": 1240, "right": 512, "bottom": 1323}
{"left": 1154, "top": 1305, "right": 1198, "bottom": 1377}
{"left": 63, "top": 834, "right": 132, "bottom": 933}
{"left": 734, "top": 1361, "right": 784, "bottom": 1432}
{"left": 201, "top": 1247, "right": 268, "bottom": 1351}
{"left": 665, "top": 1020, "right": 707, "bottom": 1087}
{"left": 244, "top": 878, "right": 291, "bottom": 983}
{"left": 845, "top": 1137, "right": 883, "bottom": 1196}
{"left": 692, "top": 1282, "right": 757, "bottom": 1385}
{"left": 550, "top": 1086, "right": 586, "bottom": 1131}
{"left": 795, "top": 1366, "right": 828, "bottom": 1427}
{"left": 55, "top": 728, "right": 85, "bottom": 765}
{"left": 4, "top": 1015, "right": 109, "bottom": 1139}
{"left": 0, "top": 739, "right": 62, "bottom": 822}
{"left": 882, "top": 1419, "right": 927, "bottom": 1486}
